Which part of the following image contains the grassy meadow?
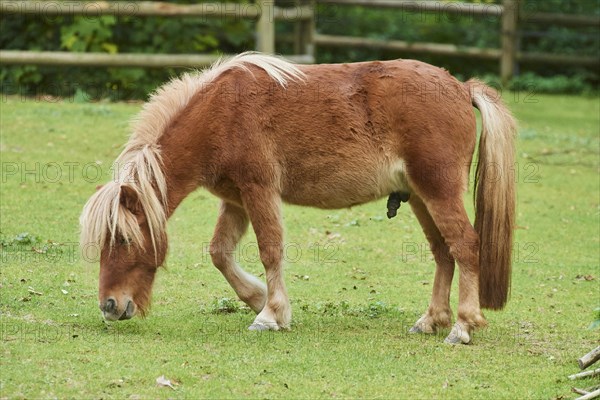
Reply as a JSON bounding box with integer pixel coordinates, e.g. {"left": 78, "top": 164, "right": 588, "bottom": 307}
{"left": 0, "top": 91, "right": 598, "bottom": 399}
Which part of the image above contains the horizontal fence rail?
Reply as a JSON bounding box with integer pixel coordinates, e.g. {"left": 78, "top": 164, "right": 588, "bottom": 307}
{"left": 0, "top": 50, "right": 314, "bottom": 68}
{"left": 319, "top": 0, "right": 600, "bottom": 26}
{"left": 522, "top": 11, "right": 600, "bottom": 27}
{"left": 314, "top": 34, "right": 502, "bottom": 59}
{"left": 1, "top": 1, "right": 257, "bottom": 18}
{"left": 319, "top": 0, "right": 503, "bottom": 16}
{"left": 517, "top": 51, "right": 599, "bottom": 66}
{"left": 0, "top": 1, "right": 315, "bottom": 20}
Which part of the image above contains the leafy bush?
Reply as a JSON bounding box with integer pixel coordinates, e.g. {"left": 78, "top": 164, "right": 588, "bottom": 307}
{"left": 0, "top": 232, "right": 40, "bottom": 246}
{"left": 508, "top": 72, "right": 598, "bottom": 95}
{"left": 210, "top": 297, "right": 242, "bottom": 314}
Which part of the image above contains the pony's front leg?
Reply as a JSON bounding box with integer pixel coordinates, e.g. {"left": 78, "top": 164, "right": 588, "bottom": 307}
{"left": 241, "top": 187, "right": 290, "bottom": 331}
{"left": 209, "top": 201, "right": 267, "bottom": 313}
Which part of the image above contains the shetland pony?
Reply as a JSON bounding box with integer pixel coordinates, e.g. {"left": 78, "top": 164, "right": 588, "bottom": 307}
{"left": 80, "top": 52, "right": 516, "bottom": 344}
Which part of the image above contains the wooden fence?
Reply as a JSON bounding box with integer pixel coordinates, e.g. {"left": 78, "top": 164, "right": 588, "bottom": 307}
{"left": 0, "top": 0, "right": 599, "bottom": 84}
{"left": 0, "top": 1, "right": 316, "bottom": 67}
{"left": 316, "top": 0, "right": 600, "bottom": 84}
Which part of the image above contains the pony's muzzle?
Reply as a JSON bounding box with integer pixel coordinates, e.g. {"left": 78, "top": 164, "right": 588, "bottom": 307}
{"left": 100, "top": 297, "right": 136, "bottom": 321}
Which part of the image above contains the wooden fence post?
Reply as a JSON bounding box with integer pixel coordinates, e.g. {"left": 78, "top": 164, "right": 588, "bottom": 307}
{"left": 294, "top": 0, "right": 302, "bottom": 54}
{"left": 305, "top": 0, "right": 316, "bottom": 58}
{"left": 256, "top": 0, "right": 275, "bottom": 53}
{"left": 293, "top": 0, "right": 315, "bottom": 58}
{"left": 501, "top": 0, "right": 519, "bottom": 86}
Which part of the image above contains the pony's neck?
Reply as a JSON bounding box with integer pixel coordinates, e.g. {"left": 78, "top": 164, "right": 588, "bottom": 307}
{"left": 163, "top": 166, "right": 201, "bottom": 219}
{"left": 158, "top": 133, "right": 207, "bottom": 219}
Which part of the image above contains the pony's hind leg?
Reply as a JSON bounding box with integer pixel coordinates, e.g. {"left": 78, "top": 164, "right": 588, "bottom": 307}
{"left": 423, "top": 196, "right": 488, "bottom": 344}
{"left": 240, "top": 187, "right": 290, "bottom": 331}
{"left": 408, "top": 195, "right": 455, "bottom": 334}
{"left": 209, "top": 201, "right": 267, "bottom": 313}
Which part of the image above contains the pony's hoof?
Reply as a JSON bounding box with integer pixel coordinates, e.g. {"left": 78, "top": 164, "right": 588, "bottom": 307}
{"left": 409, "top": 324, "right": 432, "bottom": 334}
{"left": 408, "top": 315, "right": 435, "bottom": 334}
{"left": 248, "top": 322, "right": 279, "bottom": 331}
{"left": 408, "top": 325, "right": 423, "bottom": 334}
{"left": 444, "top": 324, "right": 471, "bottom": 345}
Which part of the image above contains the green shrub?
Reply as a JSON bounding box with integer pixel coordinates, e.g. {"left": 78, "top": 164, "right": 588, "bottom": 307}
{"left": 508, "top": 72, "right": 598, "bottom": 95}
{"left": 210, "top": 297, "right": 242, "bottom": 314}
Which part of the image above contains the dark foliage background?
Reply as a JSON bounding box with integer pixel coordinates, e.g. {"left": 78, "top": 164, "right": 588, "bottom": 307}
{"left": 1, "top": 0, "right": 598, "bottom": 100}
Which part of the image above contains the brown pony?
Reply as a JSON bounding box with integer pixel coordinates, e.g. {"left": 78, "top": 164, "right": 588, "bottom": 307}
{"left": 80, "top": 52, "right": 516, "bottom": 344}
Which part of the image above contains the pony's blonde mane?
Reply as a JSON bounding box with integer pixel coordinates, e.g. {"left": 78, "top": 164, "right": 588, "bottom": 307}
{"left": 80, "top": 52, "right": 306, "bottom": 257}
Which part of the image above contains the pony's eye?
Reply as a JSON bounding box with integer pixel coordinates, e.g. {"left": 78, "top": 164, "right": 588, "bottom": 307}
{"left": 119, "top": 237, "right": 132, "bottom": 246}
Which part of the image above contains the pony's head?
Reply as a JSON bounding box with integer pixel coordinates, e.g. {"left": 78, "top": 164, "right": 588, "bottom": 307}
{"left": 80, "top": 145, "right": 168, "bottom": 321}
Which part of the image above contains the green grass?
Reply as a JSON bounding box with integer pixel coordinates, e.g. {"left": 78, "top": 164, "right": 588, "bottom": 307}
{"left": 1, "top": 92, "right": 599, "bottom": 399}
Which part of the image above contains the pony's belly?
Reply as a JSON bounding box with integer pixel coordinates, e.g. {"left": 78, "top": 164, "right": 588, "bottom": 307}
{"left": 282, "top": 158, "right": 409, "bottom": 209}
{"left": 282, "top": 189, "right": 382, "bottom": 209}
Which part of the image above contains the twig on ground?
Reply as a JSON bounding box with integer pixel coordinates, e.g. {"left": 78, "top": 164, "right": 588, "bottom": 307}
{"left": 569, "top": 369, "right": 600, "bottom": 380}
{"left": 579, "top": 346, "right": 600, "bottom": 370}
{"left": 575, "top": 388, "right": 600, "bottom": 400}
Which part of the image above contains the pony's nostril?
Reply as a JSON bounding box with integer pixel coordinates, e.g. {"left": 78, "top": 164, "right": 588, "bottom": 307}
{"left": 104, "top": 298, "right": 117, "bottom": 313}
{"left": 119, "top": 300, "right": 135, "bottom": 320}
{"left": 125, "top": 300, "right": 134, "bottom": 316}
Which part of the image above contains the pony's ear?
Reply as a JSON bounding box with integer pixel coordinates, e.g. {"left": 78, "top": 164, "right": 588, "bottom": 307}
{"left": 96, "top": 184, "right": 104, "bottom": 191}
{"left": 120, "top": 185, "right": 145, "bottom": 221}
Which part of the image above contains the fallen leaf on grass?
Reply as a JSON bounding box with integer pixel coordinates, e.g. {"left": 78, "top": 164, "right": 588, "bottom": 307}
{"left": 326, "top": 232, "right": 344, "bottom": 243}
{"left": 156, "top": 375, "right": 176, "bottom": 390}
{"left": 27, "top": 286, "right": 42, "bottom": 295}
{"left": 107, "top": 378, "right": 124, "bottom": 388}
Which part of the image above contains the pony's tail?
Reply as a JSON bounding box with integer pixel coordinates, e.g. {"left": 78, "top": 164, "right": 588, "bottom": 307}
{"left": 466, "top": 79, "right": 517, "bottom": 310}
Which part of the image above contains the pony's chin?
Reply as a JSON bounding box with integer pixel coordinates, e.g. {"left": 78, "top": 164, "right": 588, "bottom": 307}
{"left": 118, "top": 312, "right": 134, "bottom": 321}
